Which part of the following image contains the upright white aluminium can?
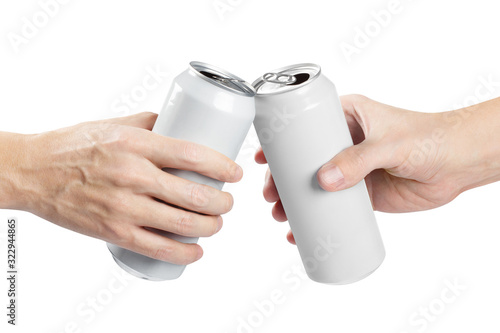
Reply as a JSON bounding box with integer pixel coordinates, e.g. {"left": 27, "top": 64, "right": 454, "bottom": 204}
{"left": 107, "top": 61, "right": 255, "bottom": 281}
{"left": 252, "top": 64, "right": 385, "bottom": 284}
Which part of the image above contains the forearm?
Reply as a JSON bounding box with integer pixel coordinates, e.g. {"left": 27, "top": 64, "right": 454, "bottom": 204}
{"left": 444, "top": 97, "right": 500, "bottom": 193}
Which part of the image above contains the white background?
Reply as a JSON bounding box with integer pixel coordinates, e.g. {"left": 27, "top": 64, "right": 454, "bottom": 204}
{"left": 1, "top": 0, "right": 500, "bottom": 332}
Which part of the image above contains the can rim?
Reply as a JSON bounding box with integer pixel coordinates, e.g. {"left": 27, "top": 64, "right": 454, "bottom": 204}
{"left": 189, "top": 61, "right": 255, "bottom": 97}
{"left": 252, "top": 63, "right": 321, "bottom": 95}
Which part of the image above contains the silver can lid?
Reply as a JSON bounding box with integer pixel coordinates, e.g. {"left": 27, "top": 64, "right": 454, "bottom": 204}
{"left": 189, "top": 61, "right": 255, "bottom": 97}
{"left": 252, "top": 63, "right": 321, "bottom": 95}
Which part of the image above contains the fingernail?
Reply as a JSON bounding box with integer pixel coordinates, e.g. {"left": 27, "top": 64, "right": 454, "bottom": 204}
{"left": 216, "top": 216, "right": 223, "bottom": 233}
{"left": 319, "top": 165, "right": 345, "bottom": 190}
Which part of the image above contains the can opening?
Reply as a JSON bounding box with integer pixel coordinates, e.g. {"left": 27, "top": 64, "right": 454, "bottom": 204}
{"left": 290, "top": 73, "right": 310, "bottom": 86}
{"left": 192, "top": 64, "right": 255, "bottom": 97}
{"left": 200, "top": 70, "right": 225, "bottom": 82}
{"left": 252, "top": 63, "right": 321, "bottom": 95}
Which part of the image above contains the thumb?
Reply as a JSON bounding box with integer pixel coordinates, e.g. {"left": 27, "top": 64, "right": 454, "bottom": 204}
{"left": 317, "top": 141, "right": 383, "bottom": 191}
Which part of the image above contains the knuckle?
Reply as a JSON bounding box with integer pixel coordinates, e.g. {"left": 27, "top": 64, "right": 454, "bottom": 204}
{"left": 188, "top": 183, "right": 209, "bottom": 208}
{"left": 98, "top": 127, "right": 135, "bottom": 154}
{"left": 156, "top": 172, "right": 172, "bottom": 192}
{"left": 111, "top": 224, "right": 135, "bottom": 247}
{"left": 348, "top": 147, "right": 367, "bottom": 171}
{"left": 112, "top": 126, "right": 131, "bottom": 146}
{"left": 151, "top": 243, "right": 198, "bottom": 265}
{"left": 151, "top": 245, "right": 175, "bottom": 262}
{"left": 182, "top": 142, "right": 202, "bottom": 164}
{"left": 174, "top": 213, "right": 195, "bottom": 236}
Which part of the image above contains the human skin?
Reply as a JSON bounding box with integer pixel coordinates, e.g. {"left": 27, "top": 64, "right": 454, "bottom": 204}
{"left": 0, "top": 112, "right": 243, "bottom": 265}
{"left": 255, "top": 94, "right": 500, "bottom": 244}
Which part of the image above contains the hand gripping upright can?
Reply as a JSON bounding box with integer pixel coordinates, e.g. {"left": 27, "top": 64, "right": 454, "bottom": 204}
{"left": 107, "top": 61, "right": 255, "bottom": 281}
{"left": 252, "top": 64, "right": 385, "bottom": 284}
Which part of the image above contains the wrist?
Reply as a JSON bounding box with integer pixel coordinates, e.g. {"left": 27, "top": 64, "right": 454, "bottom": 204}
{"left": 0, "top": 132, "right": 33, "bottom": 210}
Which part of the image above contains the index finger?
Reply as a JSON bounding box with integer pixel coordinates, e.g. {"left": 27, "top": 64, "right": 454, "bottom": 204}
{"left": 131, "top": 129, "right": 243, "bottom": 183}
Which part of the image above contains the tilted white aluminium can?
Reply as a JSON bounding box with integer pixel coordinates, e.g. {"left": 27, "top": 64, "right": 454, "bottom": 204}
{"left": 107, "top": 61, "right": 256, "bottom": 281}
{"left": 252, "top": 64, "right": 385, "bottom": 284}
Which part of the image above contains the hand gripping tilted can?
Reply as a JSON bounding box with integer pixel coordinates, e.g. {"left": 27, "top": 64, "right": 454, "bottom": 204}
{"left": 107, "top": 61, "right": 256, "bottom": 281}
{"left": 252, "top": 64, "right": 385, "bottom": 284}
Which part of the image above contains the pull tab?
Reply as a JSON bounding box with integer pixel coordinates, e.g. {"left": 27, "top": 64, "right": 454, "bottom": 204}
{"left": 262, "top": 72, "right": 297, "bottom": 85}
